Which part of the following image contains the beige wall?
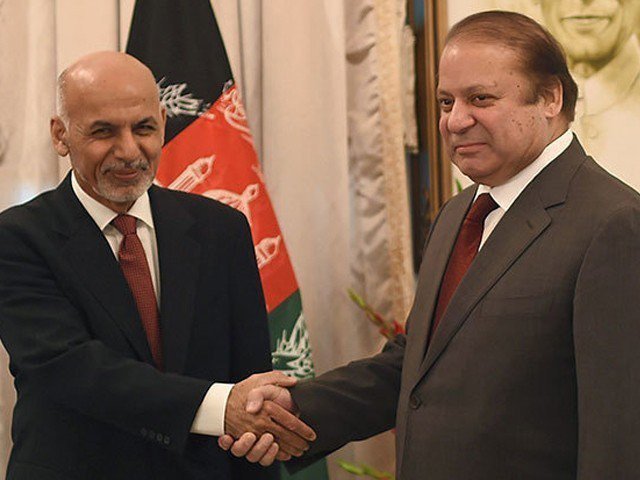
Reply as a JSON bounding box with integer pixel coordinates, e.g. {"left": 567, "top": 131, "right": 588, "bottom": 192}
{"left": 55, "top": 0, "right": 127, "bottom": 178}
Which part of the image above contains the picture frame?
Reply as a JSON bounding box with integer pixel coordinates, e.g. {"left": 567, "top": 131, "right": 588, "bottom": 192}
{"left": 407, "top": 0, "right": 450, "bottom": 270}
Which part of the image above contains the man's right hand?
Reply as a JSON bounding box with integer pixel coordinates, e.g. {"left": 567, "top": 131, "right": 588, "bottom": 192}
{"left": 223, "top": 372, "right": 315, "bottom": 463}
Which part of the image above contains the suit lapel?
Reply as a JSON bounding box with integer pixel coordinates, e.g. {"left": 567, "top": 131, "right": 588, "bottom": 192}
{"left": 417, "top": 191, "right": 551, "bottom": 381}
{"left": 405, "top": 187, "right": 475, "bottom": 373}
{"left": 150, "top": 187, "right": 201, "bottom": 374}
{"left": 54, "top": 177, "right": 154, "bottom": 363}
{"left": 413, "top": 137, "right": 587, "bottom": 386}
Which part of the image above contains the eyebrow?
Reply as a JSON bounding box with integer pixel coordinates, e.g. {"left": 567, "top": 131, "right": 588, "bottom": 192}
{"left": 88, "top": 120, "right": 114, "bottom": 130}
{"left": 437, "top": 83, "right": 497, "bottom": 96}
{"left": 134, "top": 117, "right": 158, "bottom": 126}
{"left": 88, "top": 117, "right": 158, "bottom": 129}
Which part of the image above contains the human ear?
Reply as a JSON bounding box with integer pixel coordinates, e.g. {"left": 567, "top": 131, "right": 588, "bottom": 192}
{"left": 159, "top": 106, "right": 167, "bottom": 145}
{"left": 541, "top": 78, "right": 563, "bottom": 118}
{"left": 50, "top": 117, "right": 70, "bottom": 156}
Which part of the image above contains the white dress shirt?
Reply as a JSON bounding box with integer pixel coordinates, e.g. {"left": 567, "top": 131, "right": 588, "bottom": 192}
{"left": 71, "top": 173, "right": 231, "bottom": 436}
{"left": 475, "top": 129, "right": 574, "bottom": 250}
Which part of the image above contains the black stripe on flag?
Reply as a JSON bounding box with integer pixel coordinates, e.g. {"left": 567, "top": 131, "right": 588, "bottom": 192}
{"left": 126, "top": 0, "right": 234, "bottom": 143}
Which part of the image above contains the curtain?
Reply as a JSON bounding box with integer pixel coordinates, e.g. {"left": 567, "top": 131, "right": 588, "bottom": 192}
{"left": 0, "top": 0, "right": 59, "bottom": 472}
{"left": 216, "top": 1, "right": 415, "bottom": 477}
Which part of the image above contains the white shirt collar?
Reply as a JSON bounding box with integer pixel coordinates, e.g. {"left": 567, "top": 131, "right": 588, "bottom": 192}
{"left": 476, "top": 129, "right": 574, "bottom": 211}
{"left": 71, "top": 171, "right": 155, "bottom": 232}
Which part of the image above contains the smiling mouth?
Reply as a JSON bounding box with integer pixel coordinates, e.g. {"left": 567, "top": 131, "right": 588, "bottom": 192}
{"left": 110, "top": 169, "right": 144, "bottom": 182}
{"left": 562, "top": 15, "right": 611, "bottom": 31}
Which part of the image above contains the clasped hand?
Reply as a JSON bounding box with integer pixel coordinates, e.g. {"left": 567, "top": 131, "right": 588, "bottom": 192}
{"left": 221, "top": 371, "right": 313, "bottom": 466}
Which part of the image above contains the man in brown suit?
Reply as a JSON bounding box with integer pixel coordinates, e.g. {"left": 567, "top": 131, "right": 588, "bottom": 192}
{"left": 220, "top": 11, "right": 640, "bottom": 479}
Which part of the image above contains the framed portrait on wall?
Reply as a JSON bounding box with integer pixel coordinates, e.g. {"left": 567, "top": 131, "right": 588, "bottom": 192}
{"left": 443, "top": 0, "right": 640, "bottom": 193}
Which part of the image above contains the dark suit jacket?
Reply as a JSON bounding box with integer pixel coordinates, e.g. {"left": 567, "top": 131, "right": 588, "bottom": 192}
{"left": 291, "top": 138, "right": 640, "bottom": 479}
{"left": 0, "top": 175, "right": 278, "bottom": 480}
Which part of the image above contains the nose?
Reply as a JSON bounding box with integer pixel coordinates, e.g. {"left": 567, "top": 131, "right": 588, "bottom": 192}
{"left": 444, "top": 102, "right": 475, "bottom": 134}
{"left": 113, "top": 129, "right": 141, "bottom": 161}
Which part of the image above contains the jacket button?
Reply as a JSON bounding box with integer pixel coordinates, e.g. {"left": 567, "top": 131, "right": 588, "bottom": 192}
{"left": 409, "top": 394, "right": 422, "bottom": 409}
{"left": 163, "top": 435, "right": 171, "bottom": 445}
{"left": 156, "top": 433, "right": 164, "bottom": 442}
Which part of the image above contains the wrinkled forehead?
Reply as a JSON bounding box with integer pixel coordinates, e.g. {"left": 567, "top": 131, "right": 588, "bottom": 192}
{"left": 65, "top": 69, "right": 160, "bottom": 117}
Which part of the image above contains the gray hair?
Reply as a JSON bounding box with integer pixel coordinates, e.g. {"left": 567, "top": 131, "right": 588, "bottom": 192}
{"left": 56, "top": 67, "right": 70, "bottom": 126}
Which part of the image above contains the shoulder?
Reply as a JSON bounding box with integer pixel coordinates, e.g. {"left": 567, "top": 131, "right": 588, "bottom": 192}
{"left": 150, "top": 186, "right": 249, "bottom": 225}
{"left": 572, "top": 157, "right": 640, "bottom": 218}
{"left": 0, "top": 187, "right": 62, "bottom": 234}
{"left": 149, "top": 186, "right": 252, "bottom": 246}
{"left": 555, "top": 157, "right": 640, "bottom": 261}
{"left": 0, "top": 188, "right": 72, "bottom": 266}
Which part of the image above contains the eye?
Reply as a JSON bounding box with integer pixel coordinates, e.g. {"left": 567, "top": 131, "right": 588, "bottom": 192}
{"left": 91, "top": 127, "right": 112, "bottom": 138}
{"left": 135, "top": 124, "right": 157, "bottom": 135}
{"left": 472, "top": 94, "right": 494, "bottom": 106}
{"left": 438, "top": 97, "right": 453, "bottom": 112}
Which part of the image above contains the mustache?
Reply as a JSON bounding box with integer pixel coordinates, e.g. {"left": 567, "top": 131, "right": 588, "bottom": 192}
{"left": 101, "top": 159, "right": 150, "bottom": 174}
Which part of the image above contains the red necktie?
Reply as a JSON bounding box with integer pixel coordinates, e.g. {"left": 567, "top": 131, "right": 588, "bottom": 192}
{"left": 112, "top": 214, "right": 163, "bottom": 369}
{"left": 431, "top": 193, "right": 498, "bottom": 336}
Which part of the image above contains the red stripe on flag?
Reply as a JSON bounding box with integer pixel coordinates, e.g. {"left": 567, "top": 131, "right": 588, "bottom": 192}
{"left": 156, "top": 85, "right": 298, "bottom": 312}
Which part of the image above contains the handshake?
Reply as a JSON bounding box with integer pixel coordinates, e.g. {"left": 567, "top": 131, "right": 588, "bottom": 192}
{"left": 219, "top": 371, "right": 315, "bottom": 466}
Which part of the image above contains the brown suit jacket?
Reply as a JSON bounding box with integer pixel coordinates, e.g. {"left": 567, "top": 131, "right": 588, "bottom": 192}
{"left": 291, "top": 137, "right": 640, "bottom": 479}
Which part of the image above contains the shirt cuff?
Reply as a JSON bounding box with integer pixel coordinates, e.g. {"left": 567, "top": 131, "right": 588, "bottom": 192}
{"left": 190, "top": 383, "right": 234, "bottom": 436}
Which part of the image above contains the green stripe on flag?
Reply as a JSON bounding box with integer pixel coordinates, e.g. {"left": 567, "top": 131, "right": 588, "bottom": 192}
{"left": 280, "top": 458, "right": 330, "bottom": 480}
{"left": 269, "top": 291, "right": 328, "bottom": 478}
{"left": 269, "top": 291, "right": 315, "bottom": 380}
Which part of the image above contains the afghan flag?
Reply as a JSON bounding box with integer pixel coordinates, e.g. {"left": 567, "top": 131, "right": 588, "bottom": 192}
{"left": 127, "top": 2, "right": 328, "bottom": 479}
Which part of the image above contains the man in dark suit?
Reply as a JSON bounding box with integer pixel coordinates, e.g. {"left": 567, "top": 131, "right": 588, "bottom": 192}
{"left": 220, "top": 11, "right": 640, "bottom": 479}
{"left": 0, "top": 51, "right": 313, "bottom": 479}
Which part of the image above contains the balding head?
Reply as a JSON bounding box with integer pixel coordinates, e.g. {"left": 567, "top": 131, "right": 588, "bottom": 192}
{"left": 57, "top": 51, "right": 160, "bottom": 125}
{"left": 51, "top": 51, "right": 166, "bottom": 213}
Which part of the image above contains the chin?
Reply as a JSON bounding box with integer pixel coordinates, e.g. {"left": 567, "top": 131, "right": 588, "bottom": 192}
{"left": 97, "top": 181, "right": 152, "bottom": 205}
{"left": 455, "top": 163, "right": 484, "bottom": 182}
